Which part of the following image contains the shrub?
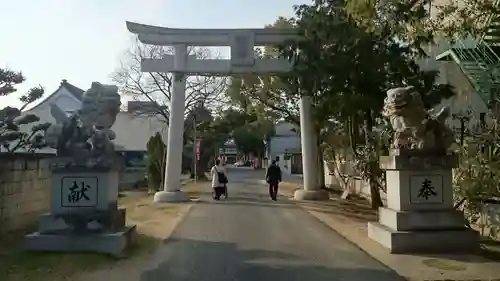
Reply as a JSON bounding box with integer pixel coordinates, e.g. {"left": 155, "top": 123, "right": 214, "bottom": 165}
{"left": 146, "top": 132, "right": 165, "bottom": 191}
{"left": 0, "top": 68, "right": 49, "bottom": 152}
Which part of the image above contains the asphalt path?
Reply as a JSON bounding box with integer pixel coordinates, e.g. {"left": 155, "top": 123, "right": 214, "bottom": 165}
{"left": 140, "top": 168, "right": 405, "bottom": 281}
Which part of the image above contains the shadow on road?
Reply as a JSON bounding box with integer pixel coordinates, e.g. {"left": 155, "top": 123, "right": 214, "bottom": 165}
{"left": 194, "top": 192, "right": 300, "bottom": 209}
{"left": 196, "top": 199, "right": 298, "bottom": 209}
{"left": 140, "top": 238, "right": 406, "bottom": 281}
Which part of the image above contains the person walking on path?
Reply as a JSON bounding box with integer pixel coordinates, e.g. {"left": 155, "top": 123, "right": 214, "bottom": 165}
{"left": 265, "top": 160, "right": 282, "bottom": 201}
{"left": 210, "top": 159, "right": 228, "bottom": 200}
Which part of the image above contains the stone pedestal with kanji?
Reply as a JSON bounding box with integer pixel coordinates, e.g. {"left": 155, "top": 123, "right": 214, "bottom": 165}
{"left": 24, "top": 165, "right": 137, "bottom": 257}
{"left": 367, "top": 149, "right": 479, "bottom": 254}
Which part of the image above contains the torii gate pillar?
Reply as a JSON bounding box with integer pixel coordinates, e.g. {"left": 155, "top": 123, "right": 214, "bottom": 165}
{"left": 126, "top": 21, "right": 329, "bottom": 202}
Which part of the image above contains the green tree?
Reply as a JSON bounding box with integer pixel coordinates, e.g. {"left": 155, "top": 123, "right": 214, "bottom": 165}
{"left": 146, "top": 132, "right": 165, "bottom": 192}
{"left": 181, "top": 107, "right": 261, "bottom": 179}
{"left": 227, "top": 17, "right": 300, "bottom": 125}
{"left": 276, "top": 0, "right": 456, "bottom": 207}
{"left": 343, "top": 0, "right": 500, "bottom": 53}
{"left": 232, "top": 118, "right": 275, "bottom": 157}
{"left": 183, "top": 104, "right": 215, "bottom": 179}
{"left": 232, "top": 125, "right": 260, "bottom": 155}
{"left": 0, "top": 68, "right": 49, "bottom": 153}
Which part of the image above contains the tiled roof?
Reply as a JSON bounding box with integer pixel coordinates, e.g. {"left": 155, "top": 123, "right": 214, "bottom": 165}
{"left": 127, "top": 101, "right": 166, "bottom": 114}
{"left": 61, "top": 79, "right": 84, "bottom": 100}
{"left": 27, "top": 79, "right": 84, "bottom": 111}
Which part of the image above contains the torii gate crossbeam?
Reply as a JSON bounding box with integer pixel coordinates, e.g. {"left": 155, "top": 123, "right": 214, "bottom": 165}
{"left": 126, "top": 21, "right": 329, "bottom": 202}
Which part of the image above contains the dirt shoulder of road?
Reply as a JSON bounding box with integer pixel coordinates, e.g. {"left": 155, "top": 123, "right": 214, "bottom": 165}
{"left": 1, "top": 180, "right": 209, "bottom": 281}
{"left": 279, "top": 182, "right": 500, "bottom": 281}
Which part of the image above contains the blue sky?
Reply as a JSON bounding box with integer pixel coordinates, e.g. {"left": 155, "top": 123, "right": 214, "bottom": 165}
{"left": 0, "top": 0, "right": 306, "bottom": 108}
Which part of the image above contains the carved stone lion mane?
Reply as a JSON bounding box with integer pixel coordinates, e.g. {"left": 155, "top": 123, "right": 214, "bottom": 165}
{"left": 383, "top": 86, "right": 454, "bottom": 152}
{"left": 45, "top": 82, "right": 121, "bottom": 167}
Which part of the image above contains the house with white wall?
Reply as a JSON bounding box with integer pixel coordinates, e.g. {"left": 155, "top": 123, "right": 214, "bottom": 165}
{"left": 418, "top": 39, "right": 489, "bottom": 130}
{"left": 267, "top": 122, "right": 303, "bottom": 175}
{"left": 21, "top": 80, "right": 168, "bottom": 188}
{"left": 19, "top": 79, "right": 85, "bottom": 154}
{"left": 22, "top": 79, "right": 168, "bottom": 153}
{"left": 424, "top": 0, "right": 495, "bottom": 128}
{"left": 219, "top": 139, "right": 238, "bottom": 164}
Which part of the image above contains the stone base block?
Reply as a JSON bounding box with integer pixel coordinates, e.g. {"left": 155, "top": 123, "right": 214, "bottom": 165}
{"left": 378, "top": 207, "right": 466, "bottom": 231}
{"left": 154, "top": 190, "right": 189, "bottom": 203}
{"left": 51, "top": 169, "right": 120, "bottom": 215}
{"left": 24, "top": 225, "right": 137, "bottom": 258}
{"left": 293, "top": 189, "right": 330, "bottom": 201}
{"left": 38, "top": 208, "right": 126, "bottom": 234}
{"left": 368, "top": 222, "right": 479, "bottom": 254}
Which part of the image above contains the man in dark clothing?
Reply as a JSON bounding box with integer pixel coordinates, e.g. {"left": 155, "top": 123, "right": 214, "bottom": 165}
{"left": 265, "top": 160, "right": 282, "bottom": 201}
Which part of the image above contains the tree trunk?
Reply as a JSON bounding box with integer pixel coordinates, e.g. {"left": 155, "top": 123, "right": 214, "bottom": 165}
{"left": 364, "top": 109, "right": 383, "bottom": 209}
{"left": 195, "top": 166, "right": 207, "bottom": 180}
{"left": 159, "top": 149, "right": 166, "bottom": 189}
{"left": 189, "top": 140, "right": 213, "bottom": 181}
{"left": 348, "top": 115, "right": 358, "bottom": 155}
{"left": 317, "top": 151, "right": 326, "bottom": 189}
{"left": 316, "top": 131, "right": 326, "bottom": 189}
{"left": 369, "top": 181, "right": 383, "bottom": 208}
{"left": 190, "top": 157, "right": 208, "bottom": 180}
{"left": 195, "top": 152, "right": 210, "bottom": 180}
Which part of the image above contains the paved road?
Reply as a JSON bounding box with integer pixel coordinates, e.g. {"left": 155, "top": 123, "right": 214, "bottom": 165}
{"left": 140, "top": 168, "right": 405, "bottom": 281}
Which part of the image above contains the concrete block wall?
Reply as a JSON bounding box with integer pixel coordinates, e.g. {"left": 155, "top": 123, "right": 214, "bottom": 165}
{"left": 481, "top": 203, "right": 500, "bottom": 240}
{"left": 325, "top": 158, "right": 500, "bottom": 240}
{"left": 0, "top": 155, "right": 52, "bottom": 233}
{"left": 324, "top": 159, "right": 387, "bottom": 203}
{"left": 276, "top": 154, "right": 292, "bottom": 176}
{"left": 119, "top": 167, "right": 146, "bottom": 190}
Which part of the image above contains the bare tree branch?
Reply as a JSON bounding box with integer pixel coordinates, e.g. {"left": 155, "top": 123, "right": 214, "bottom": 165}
{"left": 111, "top": 38, "right": 229, "bottom": 122}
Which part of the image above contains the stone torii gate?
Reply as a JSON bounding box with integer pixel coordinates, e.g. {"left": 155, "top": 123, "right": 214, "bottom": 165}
{"left": 126, "top": 21, "right": 329, "bottom": 202}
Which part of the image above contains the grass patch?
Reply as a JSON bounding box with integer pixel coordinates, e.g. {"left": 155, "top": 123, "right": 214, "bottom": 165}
{"left": 0, "top": 243, "right": 114, "bottom": 281}
{"left": 479, "top": 237, "right": 500, "bottom": 261}
{"left": 421, "top": 258, "right": 467, "bottom": 271}
{"left": 183, "top": 181, "right": 211, "bottom": 200}
{"left": 121, "top": 233, "right": 162, "bottom": 258}
{"left": 0, "top": 189, "right": 185, "bottom": 281}
{"left": 0, "top": 229, "right": 161, "bottom": 281}
{"left": 187, "top": 191, "right": 208, "bottom": 199}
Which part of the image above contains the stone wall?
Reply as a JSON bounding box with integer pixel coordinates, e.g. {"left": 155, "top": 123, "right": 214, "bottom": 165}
{"left": 325, "top": 158, "right": 500, "bottom": 240}
{"left": 0, "top": 154, "right": 52, "bottom": 233}
{"left": 481, "top": 202, "right": 500, "bottom": 240}
{"left": 119, "top": 167, "right": 146, "bottom": 190}
{"left": 324, "top": 158, "right": 388, "bottom": 203}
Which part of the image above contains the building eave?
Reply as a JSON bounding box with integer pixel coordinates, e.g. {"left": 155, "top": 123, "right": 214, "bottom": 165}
{"left": 25, "top": 84, "right": 64, "bottom": 112}
{"left": 26, "top": 80, "right": 84, "bottom": 112}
